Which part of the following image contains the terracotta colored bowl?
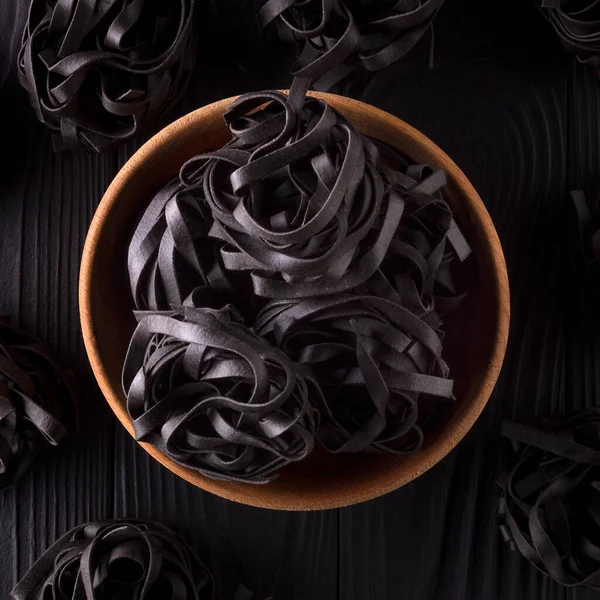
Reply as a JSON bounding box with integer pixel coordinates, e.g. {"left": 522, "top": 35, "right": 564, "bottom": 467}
{"left": 79, "top": 93, "right": 510, "bottom": 511}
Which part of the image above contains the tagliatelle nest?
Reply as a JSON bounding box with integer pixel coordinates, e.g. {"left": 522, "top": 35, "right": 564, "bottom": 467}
{"left": 179, "top": 88, "right": 403, "bottom": 300}
{"left": 10, "top": 519, "right": 215, "bottom": 600}
{"left": 255, "top": 293, "right": 452, "bottom": 453}
{"left": 498, "top": 409, "right": 600, "bottom": 589}
{"left": 258, "top": 0, "right": 446, "bottom": 89}
{"left": 18, "top": 0, "right": 196, "bottom": 151}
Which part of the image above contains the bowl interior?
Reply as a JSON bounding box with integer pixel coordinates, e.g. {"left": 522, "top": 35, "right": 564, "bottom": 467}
{"left": 80, "top": 93, "right": 509, "bottom": 510}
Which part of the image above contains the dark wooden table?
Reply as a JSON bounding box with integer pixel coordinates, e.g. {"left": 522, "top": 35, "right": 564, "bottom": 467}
{"left": 1, "top": 0, "right": 598, "bottom": 597}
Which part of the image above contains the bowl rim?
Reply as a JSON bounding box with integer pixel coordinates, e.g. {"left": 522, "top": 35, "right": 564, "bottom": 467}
{"left": 79, "top": 92, "right": 510, "bottom": 510}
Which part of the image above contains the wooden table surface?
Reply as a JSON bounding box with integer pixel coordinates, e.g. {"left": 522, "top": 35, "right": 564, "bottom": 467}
{"left": 0, "top": 0, "right": 598, "bottom": 597}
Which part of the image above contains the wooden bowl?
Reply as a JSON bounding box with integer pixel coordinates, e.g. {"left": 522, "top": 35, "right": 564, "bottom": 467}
{"left": 79, "top": 93, "right": 510, "bottom": 511}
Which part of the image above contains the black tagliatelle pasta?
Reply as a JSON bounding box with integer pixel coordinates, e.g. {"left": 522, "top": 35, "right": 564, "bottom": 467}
{"left": 18, "top": 0, "right": 196, "bottom": 151}
{"left": 538, "top": 0, "right": 600, "bottom": 74}
{"left": 254, "top": 293, "right": 452, "bottom": 453}
{"left": 179, "top": 86, "right": 404, "bottom": 300}
{"left": 258, "top": 0, "right": 446, "bottom": 89}
{"left": 10, "top": 519, "right": 215, "bottom": 600}
{"left": 0, "top": 318, "right": 77, "bottom": 488}
{"left": 124, "top": 84, "right": 472, "bottom": 478}
{"left": 497, "top": 409, "right": 600, "bottom": 589}
{"left": 122, "top": 305, "right": 318, "bottom": 483}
